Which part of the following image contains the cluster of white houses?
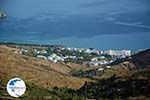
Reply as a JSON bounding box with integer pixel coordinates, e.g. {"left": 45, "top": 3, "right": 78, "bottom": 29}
{"left": 87, "top": 50, "right": 131, "bottom": 67}
{"left": 17, "top": 47, "right": 131, "bottom": 64}
{"left": 104, "top": 50, "right": 131, "bottom": 57}
{"left": 88, "top": 60, "right": 114, "bottom": 67}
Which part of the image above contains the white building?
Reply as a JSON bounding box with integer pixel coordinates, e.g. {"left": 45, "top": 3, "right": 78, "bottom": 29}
{"left": 98, "top": 68, "right": 104, "bottom": 71}
{"left": 84, "top": 49, "right": 100, "bottom": 55}
{"left": 21, "top": 49, "right": 28, "bottom": 53}
{"left": 104, "top": 50, "right": 131, "bottom": 57}
{"left": 47, "top": 54, "right": 65, "bottom": 63}
{"left": 88, "top": 61, "right": 99, "bottom": 66}
{"left": 100, "top": 56, "right": 106, "bottom": 59}
{"left": 40, "top": 50, "right": 47, "bottom": 54}
{"left": 106, "top": 66, "right": 111, "bottom": 69}
{"left": 91, "top": 57, "right": 98, "bottom": 62}
{"left": 37, "top": 55, "right": 47, "bottom": 60}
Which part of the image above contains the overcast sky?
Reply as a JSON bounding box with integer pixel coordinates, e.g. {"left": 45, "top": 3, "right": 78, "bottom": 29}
{"left": 0, "top": 0, "right": 150, "bottom": 50}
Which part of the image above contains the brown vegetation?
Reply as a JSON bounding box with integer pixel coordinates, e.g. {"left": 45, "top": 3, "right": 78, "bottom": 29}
{"left": 0, "top": 45, "right": 87, "bottom": 89}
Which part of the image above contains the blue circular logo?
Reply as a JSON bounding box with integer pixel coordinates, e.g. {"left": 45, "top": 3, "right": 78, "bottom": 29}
{"left": 6, "top": 78, "right": 26, "bottom": 97}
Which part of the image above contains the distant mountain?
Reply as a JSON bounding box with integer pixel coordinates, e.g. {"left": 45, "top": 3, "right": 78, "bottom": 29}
{"left": 109, "top": 49, "right": 150, "bottom": 70}
{"left": 132, "top": 49, "right": 150, "bottom": 69}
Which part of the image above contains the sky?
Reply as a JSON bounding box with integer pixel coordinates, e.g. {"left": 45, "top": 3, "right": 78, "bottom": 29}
{"left": 0, "top": 0, "right": 150, "bottom": 51}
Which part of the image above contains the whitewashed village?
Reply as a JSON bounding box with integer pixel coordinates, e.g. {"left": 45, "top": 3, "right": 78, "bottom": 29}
{"left": 11, "top": 44, "right": 132, "bottom": 73}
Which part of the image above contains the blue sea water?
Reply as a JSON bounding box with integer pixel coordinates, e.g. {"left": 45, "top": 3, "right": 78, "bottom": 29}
{"left": 0, "top": 0, "right": 150, "bottom": 51}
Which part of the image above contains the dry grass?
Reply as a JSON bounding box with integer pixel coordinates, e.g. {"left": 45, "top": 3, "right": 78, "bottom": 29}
{"left": 0, "top": 45, "right": 87, "bottom": 89}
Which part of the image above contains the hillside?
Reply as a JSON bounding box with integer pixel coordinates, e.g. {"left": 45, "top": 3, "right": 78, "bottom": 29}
{"left": 0, "top": 45, "right": 150, "bottom": 99}
{"left": 76, "top": 49, "right": 150, "bottom": 99}
{"left": 132, "top": 49, "right": 150, "bottom": 69}
{"left": 0, "top": 45, "right": 87, "bottom": 89}
{"left": 95, "top": 49, "right": 150, "bottom": 79}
